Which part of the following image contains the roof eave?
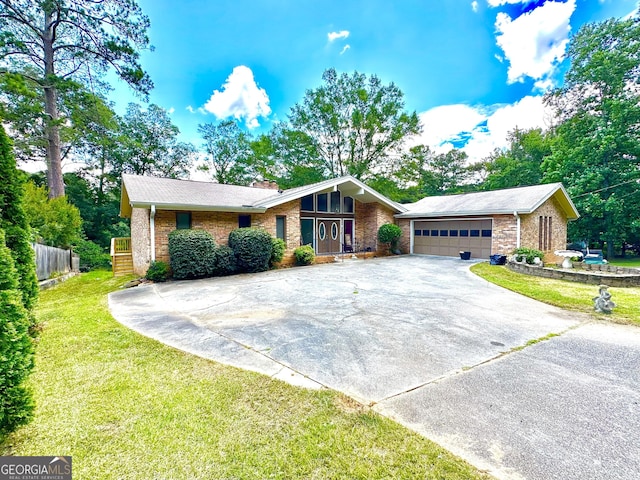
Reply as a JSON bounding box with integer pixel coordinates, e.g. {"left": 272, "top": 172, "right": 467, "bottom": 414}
{"left": 128, "top": 202, "right": 267, "bottom": 214}
{"left": 395, "top": 209, "right": 533, "bottom": 219}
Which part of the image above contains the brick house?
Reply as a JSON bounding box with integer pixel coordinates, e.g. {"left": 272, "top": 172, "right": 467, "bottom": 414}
{"left": 115, "top": 176, "right": 578, "bottom": 276}
{"left": 394, "top": 183, "right": 579, "bottom": 263}
{"left": 118, "top": 174, "right": 404, "bottom": 275}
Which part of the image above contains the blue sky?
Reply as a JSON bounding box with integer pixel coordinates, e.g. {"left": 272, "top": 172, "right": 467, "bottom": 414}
{"left": 109, "top": 0, "right": 638, "bottom": 168}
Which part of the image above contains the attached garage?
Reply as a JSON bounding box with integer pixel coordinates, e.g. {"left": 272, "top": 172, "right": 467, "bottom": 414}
{"left": 413, "top": 219, "right": 492, "bottom": 258}
{"left": 395, "top": 183, "right": 580, "bottom": 263}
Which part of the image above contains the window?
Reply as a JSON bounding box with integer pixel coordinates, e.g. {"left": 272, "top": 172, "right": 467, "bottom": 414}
{"left": 301, "top": 194, "right": 314, "bottom": 211}
{"left": 440, "top": 230, "right": 448, "bottom": 237}
{"left": 330, "top": 191, "right": 341, "bottom": 213}
{"left": 470, "top": 230, "right": 480, "bottom": 237}
{"left": 481, "top": 229, "right": 492, "bottom": 237}
{"left": 460, "top": 230, "right": 469, "bottom": 237}
{"left": 176, "top": 212, "right": 191, "bottom": 229}
{"left": 301, "top": 219, "right": 314, "bottom": 246}
{"left": 539, "top": 216, "right": 553, "bottom": 250}
{"left": 343, "top": 196, "right": 354, "bottom": 213}
{"left": 276, "top": 216, "right": 286, "bottom": 240}
{"left": 317, "top": 193, "right": 328, "bottom": 212}
{"left": 450, "top": 230, "right": 458, "bottom": 237}
{"left": 239, "top": 215, "right": 251, "bottom": 228}
{"left": 422, "top": 230, "right": 430, "bottom": 236}
{"left": 431, "top": 230, "right": 439, "bottom": 237}
{"left": 414, "top": 229, "right": 422, "bottom": 236}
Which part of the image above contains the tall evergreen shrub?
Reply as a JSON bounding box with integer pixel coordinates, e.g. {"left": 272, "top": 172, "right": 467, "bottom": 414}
{"left": 0, "top": 126, "right": 38, "bottom": 315}
{"left": 0, "top": 229, "right": 35, "bottom": 437}
{"left": 228, "top": 228, "right": 273, "bottom": 273}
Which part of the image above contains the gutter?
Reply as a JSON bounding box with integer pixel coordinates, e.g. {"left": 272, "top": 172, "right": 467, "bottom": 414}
{"left": 150, "top": 205, "right": 156, "bottom": 262}
{"left": 514, "top": 210, "right": 521, "bottom": 248}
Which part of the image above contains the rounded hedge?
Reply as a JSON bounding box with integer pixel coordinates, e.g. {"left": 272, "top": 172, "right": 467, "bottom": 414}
{"left": 377, "top": 223, "right": 402, "bottom": 245}
{"left": 228, "top": 228, "right": 273, "bottom": 273}
{"left": 168, "top": 229, "right": 217, "bottom": 279}
{"left": 294, "top": 245, "right": 315, "bottom": 266}
{"left": 146, "top": 260, "right": 170, "bottom": 282}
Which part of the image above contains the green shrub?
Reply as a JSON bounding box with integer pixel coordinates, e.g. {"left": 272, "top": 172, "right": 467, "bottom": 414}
{"left": 214, "top": 245, "right": 237, "bottom": 276}
{"left": 270, "top": 238, "right": 286, "bottom": 267}
{"left": 74, "top": 238, "right": 111, "bottom": 271}
{"left": 228, "top": 228, "right": 273, "bottom": 273}
{"left": 294, "top": 244, "right": 315, "bottom": 266}
{"left": 0, "top": 126, "right": 38, "bottom": 315}
{"left": 146, "top": 260, "right": 170, "bottom": 282}
{"left": 0, "top": 229, "right": 35, "bottom": 437}
{"left": 513, "top": 247, "right": 545, "bottom": 264}
{"left": 168, "top": 229, "right": 217, "bottom": 280}
{"left": 378, "top": 223, "right": 402, "bottom": 253}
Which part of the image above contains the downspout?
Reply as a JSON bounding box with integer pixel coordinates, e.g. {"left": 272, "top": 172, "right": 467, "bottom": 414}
{"left": 513, "top": 211, "right": 521, "bottom": 248}
{"left": 150, "top": 205, "right": 156, "bottom": 262}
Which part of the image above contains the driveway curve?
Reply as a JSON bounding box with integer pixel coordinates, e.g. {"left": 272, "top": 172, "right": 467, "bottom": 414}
{"left": 108, "top": 255, "right": 640, "bottom": 480}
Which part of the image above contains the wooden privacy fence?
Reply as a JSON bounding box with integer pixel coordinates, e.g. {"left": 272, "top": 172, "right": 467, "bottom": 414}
{"left": 32, "top": 243, "right": 80, "bottom": 281}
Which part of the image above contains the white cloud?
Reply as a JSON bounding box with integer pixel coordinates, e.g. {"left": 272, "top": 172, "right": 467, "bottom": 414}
{"left": 202, "top": 65, "right": 271, "bottom": 129}
{"left": 328, "top": 30, "right": 350, "bottom": 42}
{"left": 340, "top": 44, "right": 351, "bottom": 55}
{"left": 495, "top": 0, "right": 576, "bottom": 84}
{"left": 414, "top": 96, "right": 553, "bottom": 163}
{"left": 487, "top": 0, "right": 533, "bottom": 6}
{"left": 167, "top": 107, "right": 175, "bottom": 115}
{"left": 471, "top": 1, "right": 479, "bottom": 12}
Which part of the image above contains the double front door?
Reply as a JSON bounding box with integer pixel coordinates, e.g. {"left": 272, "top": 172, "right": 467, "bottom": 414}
{"left": 316, "top": 219, "right": 354, "bottom": 254}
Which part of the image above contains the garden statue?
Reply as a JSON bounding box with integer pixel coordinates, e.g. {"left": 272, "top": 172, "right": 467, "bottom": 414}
{"left": 593, "top": 285, "right": 616, "bottom": 314}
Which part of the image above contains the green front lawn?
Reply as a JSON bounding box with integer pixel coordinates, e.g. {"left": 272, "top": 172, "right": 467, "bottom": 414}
{"left": 471, "top": 263, "right": 640, "bottom": 326}
{"left": 1, "top": 271, "right": 489, "bottom": 479}
{"left": 608, "top": 256, "right": 640, "bottom": 268}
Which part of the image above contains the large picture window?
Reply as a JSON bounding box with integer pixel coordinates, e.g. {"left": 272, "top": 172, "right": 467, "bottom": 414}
{"left": 316, "top": 193, "right": 328, "bottom": 212}
{"left": 330, "top": 191, "right": 341, "bottom": 213}
{"left": 301, "top": 194, "right": 314, "bottom": 212}
{"left": 301, "top": 219, "right": 314, "bottom": 246}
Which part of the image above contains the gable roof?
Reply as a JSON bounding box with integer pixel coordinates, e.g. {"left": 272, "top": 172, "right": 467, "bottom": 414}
{"left": 395, "top": 183, "right": 579, "bottom": 220}
{"left": 120, "top": 174, "right": 406, "bottom": 217}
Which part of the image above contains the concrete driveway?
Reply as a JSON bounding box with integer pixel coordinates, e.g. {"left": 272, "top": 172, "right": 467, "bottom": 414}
{"left": 108, "top": 255, "right": 640, "bottom": 480}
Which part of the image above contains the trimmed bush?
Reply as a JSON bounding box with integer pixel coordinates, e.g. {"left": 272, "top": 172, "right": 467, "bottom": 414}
{"left": 513, "top": 247, "right": 545, "bottom": 265}
{"left": 270, "top": 238, "right": 286, "bottom": 267}
{"left": 378, "top": 223, "right": 402, "bottom": 253}
{"left": 0, "top": 229, "right": 35, "bottom": 437}
{"left": 146, "top": 261, "right": 170, "bottom": 282}
{"left": 294, "top": 245, "right": 315, "bottom": 266}
{"left": 74, "top": 238, "right": 111, "bottom": 271}
{"left": 228, "top": 228, "right": 273, "bottom": 273}
{"left": 214, "top": 245, "right": 237, "bottom": 276}
{"left": 168, "top": 229, "right": 217, "bottom": 279}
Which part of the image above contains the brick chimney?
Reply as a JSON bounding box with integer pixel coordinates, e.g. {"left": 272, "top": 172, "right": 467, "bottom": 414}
{"left": 251, "top": 179, "right": 280, "bottom": 190}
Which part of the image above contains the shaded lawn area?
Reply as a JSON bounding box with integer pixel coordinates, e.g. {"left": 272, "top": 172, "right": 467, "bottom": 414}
{"left": 1, "top": 271, "right": 489, "bottom": 480}
{"left": 471, "top": 263, "right": 640, "bottom": 327}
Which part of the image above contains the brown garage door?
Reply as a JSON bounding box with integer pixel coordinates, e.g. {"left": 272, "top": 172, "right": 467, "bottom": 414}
{"left": 413, "top": 219, "right": 492, "bottom": 259}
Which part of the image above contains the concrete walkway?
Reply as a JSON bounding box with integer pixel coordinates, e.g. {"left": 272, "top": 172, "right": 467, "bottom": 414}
{"left": 108, "top": 255, "right": 640, "bottom": 480}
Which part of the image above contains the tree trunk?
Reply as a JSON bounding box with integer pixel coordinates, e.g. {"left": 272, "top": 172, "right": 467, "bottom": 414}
{"left": 43, "top": 9, "right": 65, "bottom": 198}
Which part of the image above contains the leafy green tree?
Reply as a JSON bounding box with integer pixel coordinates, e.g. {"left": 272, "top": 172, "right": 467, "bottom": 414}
{"left": 23, "top": 182, "right": 82, "bottom": 248}
{"left": 0, "top": 228, "right": 35, "bottom": 438}
{"left": 396, "top": 146, "right": 470, "bottom": 197}
{"left": 543, "top": 17, "right": 640, "bottom": 257}
{"left": 114, "top": 103, "right": 196, "bottom": 179}
{"left": 478, "top": 128, "right": 551, "bottom": 191}
{"left": 199, "top": 120, "right": 253, "bottom": 184}
{"left": 288, "top": 68, "right": 420, "bottom": 181}
{"left": 0, "top": 126, "right": 38, "bottom": 314}
{"left": 0, "top": 0, "right": 153, "bottom": 198}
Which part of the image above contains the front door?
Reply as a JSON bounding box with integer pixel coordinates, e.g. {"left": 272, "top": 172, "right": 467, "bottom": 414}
{"left": 317, "top": 219, "right": 341, "bottom": 254}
